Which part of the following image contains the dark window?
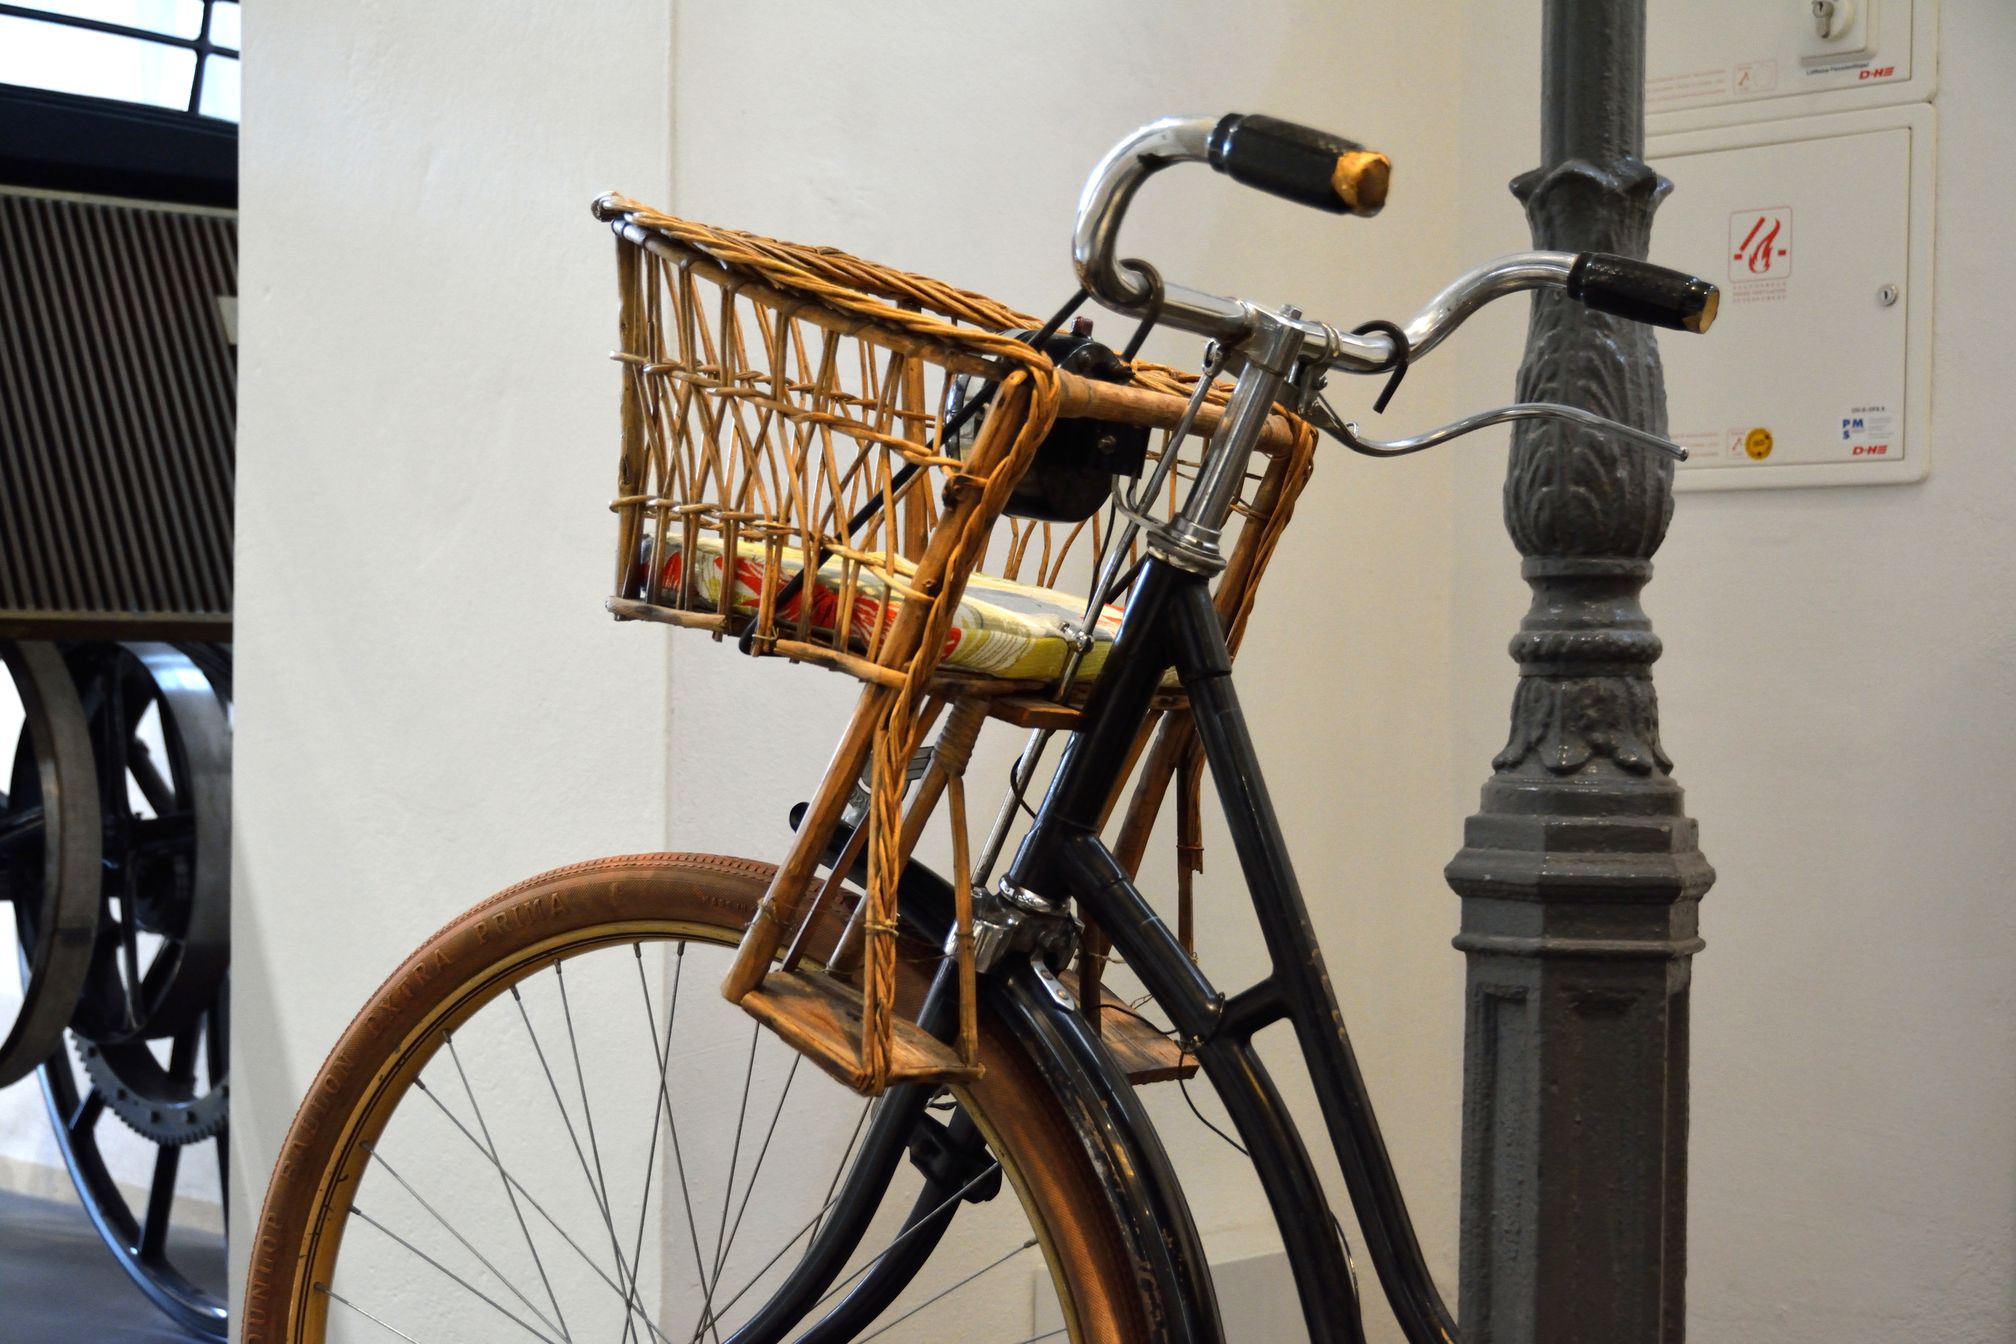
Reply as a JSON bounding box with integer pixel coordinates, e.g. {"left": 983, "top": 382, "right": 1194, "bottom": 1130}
{"left": 0, "top": 2, "right": 238, "bottom": 206}
{"left": 0, "top": 1, "right": 239, "bottom": 121}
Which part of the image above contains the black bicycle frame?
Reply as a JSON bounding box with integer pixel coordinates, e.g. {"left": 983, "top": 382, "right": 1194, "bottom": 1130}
{"left": 746, "top": 551, "right": 1457, "bottom": 1344}
{"left": 756, "top": 313, "right": 1460, "bottom": 1338}
{"left": 998, "top": 556, "right": 1460, "bottom": 1344}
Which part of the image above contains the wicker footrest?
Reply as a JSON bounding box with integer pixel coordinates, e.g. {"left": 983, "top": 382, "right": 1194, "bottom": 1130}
{"left": 1062, "top": 972, "right": 1198, "bottom": 1085}
{"left": 737, "top": 969, "right": 981, "bottom": 1092}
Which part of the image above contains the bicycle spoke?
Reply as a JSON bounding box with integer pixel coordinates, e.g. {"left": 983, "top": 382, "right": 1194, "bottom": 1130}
{"left": 318, "top": 1283, "right": 423, "bottom": 1343}
{"left": 711, "top": 1051, "right": 800, "bottom": 1280}
{"left": 361, "top": 1141, "right": 567, "bottom": 1341}
{"left": 801, "top": 1162, "right": 1005, "bottom": 1318}
{"left": 351, "top": 1206, "right": 563, "bottom": 1344}
{"left": 704, "top": 1020, "right": 762, "bottom": 1289}
{"left": 678, "top": 1190, "right": 853, "bottom": 1340}
{"left": 507, "top": 985, "right": 644, "bottom": 1304}
{"left": 616, "top": 941, "right": 727, "bottom": 1342}
{"left": 854, "top": 1238, "right": 1039, "bottom": 1342}
{"left": 442, "top": 1034, "right": 576, "bottom": 1343}
{"left": 636, "top": 945, "right": 727, "bottom": 1344}
{"left": 616, "top": 945, "right": 676, "bottom": 1344}
{"left": 810, "top": 1098, "right": 874, "bottom": 1246}
{"left": 553, "top": 961, "right": 646, "bottom": 1341}
{"left": 406, "top": 1079, "right": 677, "bottom": 1344}
{"left": 142, "top": 1028, "right": 200, "bottom": 1259}
{"left": 690, "top": 1156, "right": 1009, "bottom": 1344}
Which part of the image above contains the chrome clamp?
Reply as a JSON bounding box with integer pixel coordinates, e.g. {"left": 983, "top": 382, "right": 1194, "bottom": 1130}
{"left": 962, "top": 880, "right": 1081, "bottom": 973}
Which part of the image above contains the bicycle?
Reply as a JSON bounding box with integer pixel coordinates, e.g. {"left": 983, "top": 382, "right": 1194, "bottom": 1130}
{"left": 244, "top": 114, "right": 1716, "bottom": 1343}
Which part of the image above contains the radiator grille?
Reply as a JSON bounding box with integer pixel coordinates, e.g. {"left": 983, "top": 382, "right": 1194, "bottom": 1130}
{"left": 0, "top": 188, "right": 235, "bottom": 636}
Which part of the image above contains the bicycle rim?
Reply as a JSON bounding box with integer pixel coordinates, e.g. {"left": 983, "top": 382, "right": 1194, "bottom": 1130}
{"left": 246, "top": 853, "right": 1149, "bottom": 1344}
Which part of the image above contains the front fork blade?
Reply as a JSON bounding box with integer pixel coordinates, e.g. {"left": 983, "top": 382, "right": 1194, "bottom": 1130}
{"left": 795, "top": 1111, "right": 991, "bottom": 1342}
{"left": 721, "top": 964, "right": 964, "bottom": 1344}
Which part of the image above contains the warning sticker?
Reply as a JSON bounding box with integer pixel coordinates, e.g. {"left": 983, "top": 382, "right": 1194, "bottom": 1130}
{"left": 1840, "top": 404, "right": 1898, "bottom": 460}
{"left": 1732, "top": 61, "right": 1778, "bottom": 95}
{"left": 1726, "top": 207, "right": 1793, "bottom": 305}
{"left": 1731, "top": 208, "right": 1792, "bottom": 280}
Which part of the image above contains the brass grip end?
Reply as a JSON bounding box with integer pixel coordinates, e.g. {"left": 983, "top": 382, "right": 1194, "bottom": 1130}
{"left": 1332, "top": 151, "right": 1392, "bottom": 217}
{"left": 1683, "top": 286, "right": 1720, "bottom": 334}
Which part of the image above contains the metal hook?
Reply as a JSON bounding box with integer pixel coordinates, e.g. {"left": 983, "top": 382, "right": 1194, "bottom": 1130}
{"left": 1349, "top": 318, "right": 1411, "bottom": 413}
{"left": 1118, "top": 259, "right": 1166, "bottom": 363}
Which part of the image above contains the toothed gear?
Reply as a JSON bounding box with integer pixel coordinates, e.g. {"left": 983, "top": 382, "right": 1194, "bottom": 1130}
{"left": 75, "top": 1035, "right": 228, "bottom": 1145}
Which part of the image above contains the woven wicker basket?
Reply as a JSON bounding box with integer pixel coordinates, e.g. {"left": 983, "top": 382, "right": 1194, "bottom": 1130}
{"left": 594, "top": 193, "right": 1314, "bottom": 1093}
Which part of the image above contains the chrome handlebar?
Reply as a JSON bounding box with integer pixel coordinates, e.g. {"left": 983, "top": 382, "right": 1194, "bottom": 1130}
{"left": 1071, "top": 116, "right": 1693, "bottom": 376}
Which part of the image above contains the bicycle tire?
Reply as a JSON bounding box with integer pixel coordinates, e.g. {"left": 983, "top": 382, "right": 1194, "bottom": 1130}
{"left": 245, "top": 852, "right": 1155, "bottom": 1343}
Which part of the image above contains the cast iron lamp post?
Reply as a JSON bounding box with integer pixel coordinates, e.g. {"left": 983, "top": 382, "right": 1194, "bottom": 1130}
{"left": 1445, "top": 2, "right": 1715, "bottom": 1339}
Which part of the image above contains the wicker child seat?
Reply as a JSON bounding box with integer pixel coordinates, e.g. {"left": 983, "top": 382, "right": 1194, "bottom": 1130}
{"left": 595, "top": 193, "right": 1315, "bottom": 1094}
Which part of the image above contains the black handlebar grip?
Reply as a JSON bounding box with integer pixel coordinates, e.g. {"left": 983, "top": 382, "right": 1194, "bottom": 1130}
{"left": 1567, "top": 253, "right": 1720, "bottom": 334}
{"left": 1205, "top": 113, "right": 1391, "bottom": 218}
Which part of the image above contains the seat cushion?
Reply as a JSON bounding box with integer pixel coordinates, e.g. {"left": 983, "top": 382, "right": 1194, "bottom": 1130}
{"left": 645, "top": 536, "right": 1124, "bottom": 683}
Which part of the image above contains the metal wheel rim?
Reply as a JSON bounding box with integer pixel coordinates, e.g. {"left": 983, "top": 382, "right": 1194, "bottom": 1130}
{"left": 66, "top": 641, "right": 230, "bottom": 1046}
{"left": 0, "top": 639, "right": 102, "bottom": 1088}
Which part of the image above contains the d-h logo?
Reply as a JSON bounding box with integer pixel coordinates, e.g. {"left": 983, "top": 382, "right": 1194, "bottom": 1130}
{"left": 1730, "top": 208, "right": 1792, "bottom": 278}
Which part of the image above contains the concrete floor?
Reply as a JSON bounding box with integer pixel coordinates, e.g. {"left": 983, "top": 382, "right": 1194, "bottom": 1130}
{"left": 0, "top": 1187, "right": 226, "bottom": 1342}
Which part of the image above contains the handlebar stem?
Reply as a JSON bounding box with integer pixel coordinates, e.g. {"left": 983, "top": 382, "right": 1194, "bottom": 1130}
{"left": 1147, "top": 309, "right": 1308, "bottom": 575}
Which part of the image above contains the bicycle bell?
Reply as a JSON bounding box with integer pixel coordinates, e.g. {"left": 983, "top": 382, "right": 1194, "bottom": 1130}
{"left": 942, "top": 317, "right": 1150, "bottom": 523}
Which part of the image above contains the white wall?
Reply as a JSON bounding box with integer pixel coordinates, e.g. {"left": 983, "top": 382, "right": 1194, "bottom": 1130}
{"left": 231, "top": 0, "right": 676, "bottom": 1325}
{"left": 1448, "top": 5, "right": 2016, "bottom": 1341}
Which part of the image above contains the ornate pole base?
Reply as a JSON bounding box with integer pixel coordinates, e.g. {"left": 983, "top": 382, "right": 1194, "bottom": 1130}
{"left": 1448, "top": 565, "right": 1712, "bottom": 1344}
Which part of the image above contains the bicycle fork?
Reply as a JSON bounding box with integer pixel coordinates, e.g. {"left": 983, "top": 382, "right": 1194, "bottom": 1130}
{"left": 714, "top": 918, "right": 1221, "bottom": 1344}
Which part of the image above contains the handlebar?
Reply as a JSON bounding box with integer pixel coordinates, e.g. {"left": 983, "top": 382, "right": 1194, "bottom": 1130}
{"left": 1072, "top": 115, "right": 1718, "bottom": 373}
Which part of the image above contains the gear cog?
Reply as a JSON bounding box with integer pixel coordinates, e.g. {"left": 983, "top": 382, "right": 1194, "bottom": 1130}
{"left": 75, "top": 1035, "right": 227, "bottom": 1145}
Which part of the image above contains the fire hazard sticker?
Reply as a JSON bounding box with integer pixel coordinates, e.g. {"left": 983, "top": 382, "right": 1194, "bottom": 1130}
{"left": 1728, "top": 207, "right": 1792, "bottom": 303}
{"left": 1840, "top": 404, "right": 1898, "bottom": 459}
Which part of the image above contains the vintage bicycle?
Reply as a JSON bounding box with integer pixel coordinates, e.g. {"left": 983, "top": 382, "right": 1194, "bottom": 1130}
{"left": 245, "top": 114, "right": 1715, "bottom": 1343}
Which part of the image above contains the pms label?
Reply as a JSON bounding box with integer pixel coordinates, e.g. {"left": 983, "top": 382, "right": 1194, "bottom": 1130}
{"left": 1840, "top": 404, "right": 1898, "bottom": 459}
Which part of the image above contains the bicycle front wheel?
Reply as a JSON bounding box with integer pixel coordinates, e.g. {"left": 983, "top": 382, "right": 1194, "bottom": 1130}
{"left": 246, "top": 853, "right": 1151, "bottom": 1343}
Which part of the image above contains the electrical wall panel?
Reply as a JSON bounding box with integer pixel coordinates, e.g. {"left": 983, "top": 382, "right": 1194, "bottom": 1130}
{"left": 1651, "top": 104, "right": 1933, "bottom": 490}
{"left": 1648, "top": 0, "right": 1936, "bottom": 133}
